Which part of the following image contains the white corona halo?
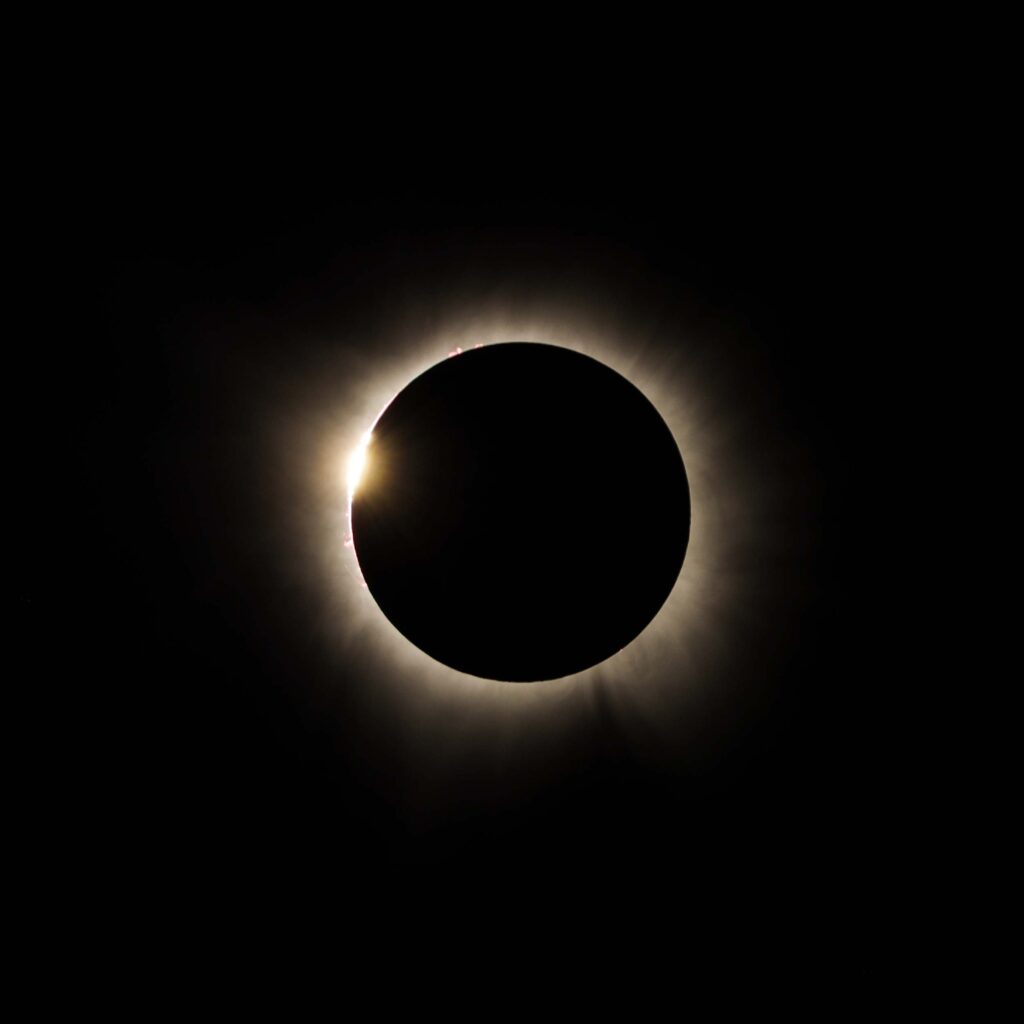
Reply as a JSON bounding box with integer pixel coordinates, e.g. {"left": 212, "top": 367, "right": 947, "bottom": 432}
{"left": 280, "top": 292, "right": 808, "bottom": 773}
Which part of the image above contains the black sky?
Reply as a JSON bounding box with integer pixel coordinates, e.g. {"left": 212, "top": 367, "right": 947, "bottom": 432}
{"left": 38, "top": 108, "right": 901, "bottom": 938}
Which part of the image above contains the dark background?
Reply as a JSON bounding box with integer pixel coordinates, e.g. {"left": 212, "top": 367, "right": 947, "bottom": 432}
{"left": 35, "top": 98, "right": 903, "bottom": 943}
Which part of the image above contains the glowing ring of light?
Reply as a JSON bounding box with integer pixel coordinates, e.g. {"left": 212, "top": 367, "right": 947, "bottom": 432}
{"left": 264, "top": 281, "right": 807, "bottom": 776}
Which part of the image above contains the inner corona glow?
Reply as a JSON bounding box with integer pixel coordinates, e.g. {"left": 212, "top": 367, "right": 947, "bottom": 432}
{"left": 314, "top": 309, "right": 780, "bottom": 734}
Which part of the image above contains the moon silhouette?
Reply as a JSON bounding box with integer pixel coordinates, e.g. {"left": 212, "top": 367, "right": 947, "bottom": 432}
{"left": 350, "top": 342, "right": 690, "bottom": 681}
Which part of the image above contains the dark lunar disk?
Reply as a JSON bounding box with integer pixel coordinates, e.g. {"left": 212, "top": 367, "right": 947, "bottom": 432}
{"left": 350, "top": 343, "right": 690, "bottom": 681}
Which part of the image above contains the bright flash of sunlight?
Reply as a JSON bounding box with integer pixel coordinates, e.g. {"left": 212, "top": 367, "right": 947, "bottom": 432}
{"left": 346, "top": 430, "right": 373, "bottom": 497}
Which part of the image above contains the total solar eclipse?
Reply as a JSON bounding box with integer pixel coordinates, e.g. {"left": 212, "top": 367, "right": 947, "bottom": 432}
{"left": 349, "top": 342, "right": 690, "bottom": 681}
